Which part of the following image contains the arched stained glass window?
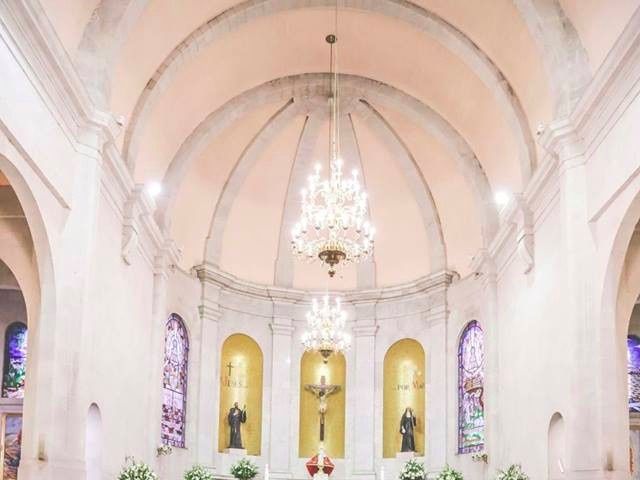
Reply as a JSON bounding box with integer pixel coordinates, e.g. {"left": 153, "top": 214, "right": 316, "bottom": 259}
{"left": 458, "top": 320, "right": 484, "bottom": 453}
{"left": 2, "top": 323, "right": 27, "bottom": 399}
{"left": 161, "top": 314, "right": 189, "bottom": 448}
{"left": 628, "top": 335, "right": 640, "bottom": 412}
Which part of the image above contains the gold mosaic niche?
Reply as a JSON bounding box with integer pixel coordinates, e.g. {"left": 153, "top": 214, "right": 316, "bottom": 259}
{"left": 218, "top": 334, "right": 263, "bottom": 455}
{"left": 298, "top": 351, "right": 346, "bottom": 458}
{"left": 383, "top": 339, "right": 426, "bottom": 458}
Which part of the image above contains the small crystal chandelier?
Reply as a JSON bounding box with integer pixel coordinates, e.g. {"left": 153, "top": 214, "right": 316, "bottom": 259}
{"left": 301, "top": 295, "right": 351, "bottom": 362}
{"left": 291, "top": 33, "right": 375, "bottom": 278}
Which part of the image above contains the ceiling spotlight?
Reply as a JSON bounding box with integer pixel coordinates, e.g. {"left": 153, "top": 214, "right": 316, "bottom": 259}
{"left": 146, "top": 181, "right": 162, "bottom": 198}
{"left": 494, "top": 190, "right": 510, "bottom": 208}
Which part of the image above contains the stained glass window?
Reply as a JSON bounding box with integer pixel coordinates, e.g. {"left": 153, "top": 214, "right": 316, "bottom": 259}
{"left": 628, "top": 335, "right": 640, "bottom": 412}
{"left": 458, "top": 320, "right": 484, "bottom": 453}
{"left": 2, "top": 323, "right": 27, "bottom": 399}
{"left": 161, "top": 314, "right": 189, "bottom": 448}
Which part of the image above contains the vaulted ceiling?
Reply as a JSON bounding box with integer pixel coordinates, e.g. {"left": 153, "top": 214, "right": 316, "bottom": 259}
{"left": 41, "top": 0, "right": 639, "bottom": 289}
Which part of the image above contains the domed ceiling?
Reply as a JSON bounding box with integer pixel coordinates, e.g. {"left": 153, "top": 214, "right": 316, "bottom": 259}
{"left": 40, "top": 0, "right": 639, "bottom": 289}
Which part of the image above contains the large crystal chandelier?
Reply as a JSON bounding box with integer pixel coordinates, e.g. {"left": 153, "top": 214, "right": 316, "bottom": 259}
{"left": 291, "top": 33, "right": 374, "bottom": 278}
{"left": 301, "top": 295, "right": 351, "bottom": 362}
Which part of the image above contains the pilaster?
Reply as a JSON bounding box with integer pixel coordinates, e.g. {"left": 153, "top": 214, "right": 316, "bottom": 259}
{"left": 352, "top": 302, "right": 378, "bottom": 480}
{"left": 269, "top": 301, "right": 295, "bottom": 479}
{"left": 195, "top": 298, "right": 222, "bottom": 470}
{"left": 470, "top": 250, "right": 498, "bottom": 472}
{"left": 542, "top": 120, "right": 602, "bottom": 478}
{"left": 425, "top": 303, "right": 447, "bottom": 473}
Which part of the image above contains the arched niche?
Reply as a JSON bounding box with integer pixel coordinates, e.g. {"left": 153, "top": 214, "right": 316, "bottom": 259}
{"left": 548, "top": 412, "right": 566, "bottom": 480}
{"left": 86, "top": 403, "right": 102, "bottom": 480}
{"left": 218, "top": 334, "right": 263, "bottom": 455}
{"left": 299, "top": 351, "right": 346, "bottom": 458}
{"left": 383, "top": 339, "right": 426, "bottom": 458}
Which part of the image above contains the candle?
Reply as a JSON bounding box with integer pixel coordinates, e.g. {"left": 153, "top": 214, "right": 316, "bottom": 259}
{"left": 381, "top": 465, "right": 385, "bottom": 480}
{"left": 265, "top": 464, "right": 269, "bottom": 480}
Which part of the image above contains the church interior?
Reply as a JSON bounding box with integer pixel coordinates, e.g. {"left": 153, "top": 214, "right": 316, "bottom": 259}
{"left": 0, "top": 1, "right": 640, "bottom": 479}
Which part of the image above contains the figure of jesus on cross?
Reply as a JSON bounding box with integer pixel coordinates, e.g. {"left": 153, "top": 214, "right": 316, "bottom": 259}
{"left": 305, "top": 375, "right": 341, "bottom": 445}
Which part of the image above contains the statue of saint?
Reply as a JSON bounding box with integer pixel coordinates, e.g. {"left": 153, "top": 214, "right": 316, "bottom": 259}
{"left": 228, "top": 402, "right": 247, "bottom": 449}
{"left": 400, "top": 407, "right": 417, "bottom": 452}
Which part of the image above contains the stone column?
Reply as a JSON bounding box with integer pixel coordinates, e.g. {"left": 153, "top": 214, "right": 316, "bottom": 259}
{"left": 474, "top": 252, "right": 499, "bottom": 472}
{"left": 148, "top": 242, "right": 171, "bottom": 471}
{"left": 544, "top": 122, "right": 603, "bottom": 476}
{"left": 269, "top": 302, "right": 295, "bottom": 479}
{"left": 426, "top": 298, "right": 447, "bottom": 472}
{"left": 352, "top": 302, "right": 377, "bottom": 480}
{"left": 195, "top": 293, "right": 222, "bottom": 469}
{"left": 197, "top": 274, "right": 223, "bottom": 471}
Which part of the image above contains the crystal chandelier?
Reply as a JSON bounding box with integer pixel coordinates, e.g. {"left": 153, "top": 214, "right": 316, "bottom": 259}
{"left": 291, "top": 33, "right": 374, "bottom": 278}
{"left": 301, "top": 295, "right": 351, "bottom": 362}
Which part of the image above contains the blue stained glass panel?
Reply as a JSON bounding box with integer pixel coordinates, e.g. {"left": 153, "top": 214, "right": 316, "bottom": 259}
{"left": 2, "top": 323, "right": 27, "bottom": 399}
{"left": 628, "top": 335, "right": 640, "bottom": 412}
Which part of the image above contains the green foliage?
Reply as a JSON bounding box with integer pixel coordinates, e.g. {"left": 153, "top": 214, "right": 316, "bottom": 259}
{"left": 184, "top": 465, "right": 215, "bottom": 480}
{"left": 3, "top": 365, "right": 25, "bottom": 389}
{"left": 436, "top": 465, "right": 463, "bottom": 480}
{"left": 399, "top": 459, "right": 426, "bottom": 480}
{"left": 118, "top": 460, "right": 158, "bottom": 480}
{"left": 495, "top": 465, "right": 529, "bottom": 480}
{"left": 230, "top": 458, "right": 259, "bottom": 480}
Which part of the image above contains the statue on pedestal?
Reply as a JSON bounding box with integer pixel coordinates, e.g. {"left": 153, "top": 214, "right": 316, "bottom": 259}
{"left": 228, "top": 402, "right": 247, "bottom": 449}
{"left": 400, "top": 407, "right": 417, "bottom": 452}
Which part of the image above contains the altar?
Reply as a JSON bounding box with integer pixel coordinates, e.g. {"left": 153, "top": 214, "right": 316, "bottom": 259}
{"left": 204, "top": 272, "right": 448, "bottom": 480}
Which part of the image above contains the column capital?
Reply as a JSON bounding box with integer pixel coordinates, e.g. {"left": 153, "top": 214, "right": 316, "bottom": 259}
{"left": 353, "top": 324, "right": 378, "bottom": 337}
{"left": 199, "top": 302, "right": 221, "bottom": 322}
{"left": 270, "top": 323, "right": 295, "bottom": 336}
{"left": 424, "top": 304, "right": 447, "bottom": 327}
{"left": 539, "top": 117, "right": 585, "bottom": 166}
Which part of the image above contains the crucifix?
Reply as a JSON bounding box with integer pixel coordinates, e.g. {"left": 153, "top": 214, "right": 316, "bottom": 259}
{"left": 226, "top": 362, "right": 234, "bottom": 376}
{"left": 304, "top": 375, "right": 341, "bottom": 444}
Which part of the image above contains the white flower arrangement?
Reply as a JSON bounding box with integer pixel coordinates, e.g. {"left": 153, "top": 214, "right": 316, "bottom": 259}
{"left": 230, "top": 458, "right": 259, "bottom": 480}
{"left": 118, "top": 459, "right": 158, "bottom": 480}
{"left": 436, "top": 465, "right": 463, "bottom": 480}
{"left": 399, "top": 459, "right": 426, "bottom": 480}
{"left": 495, "top": 465, "right": 529, "bottom": 480}
{"left": 156, "top": 444, "right": 173, "bottom": 457}
{"left": 184, "top": 464, "right": 215, "bottom": 480}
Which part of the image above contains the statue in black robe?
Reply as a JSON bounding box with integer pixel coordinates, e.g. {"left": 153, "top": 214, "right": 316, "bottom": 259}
{"left": 400, "top": 407, "right": 417, "bottom": 452}
{"left": 228, "top": 402, "right": 247, "bottom": 449}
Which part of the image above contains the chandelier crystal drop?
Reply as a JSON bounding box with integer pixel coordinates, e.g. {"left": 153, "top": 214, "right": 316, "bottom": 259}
{"left": 301, "top": 295, "right": 351, "bottom": 362}
{"left": 291, "top": 34, "right": 375, "bottom": 277}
